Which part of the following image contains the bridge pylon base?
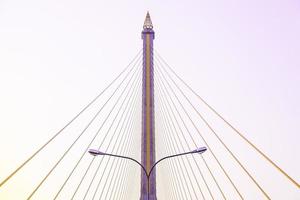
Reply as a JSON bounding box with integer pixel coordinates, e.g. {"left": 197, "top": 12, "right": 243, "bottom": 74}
{"left": 140, "top": 194, "right": 157, "bottom": 200}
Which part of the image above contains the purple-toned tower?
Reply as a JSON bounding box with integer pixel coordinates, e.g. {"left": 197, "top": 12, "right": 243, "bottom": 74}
{"left": 140, "top": 12, "right": 157, "bottom": 200}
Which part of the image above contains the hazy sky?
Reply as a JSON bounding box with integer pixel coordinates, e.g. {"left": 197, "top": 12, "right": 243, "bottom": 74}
{"left": 0, "top": 0, "right": 299, "bottom": 199}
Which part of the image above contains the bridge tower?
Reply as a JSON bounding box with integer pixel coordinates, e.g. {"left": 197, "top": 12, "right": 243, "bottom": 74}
{"left": 140, "top": 12, "right": 157, "bottom": 200}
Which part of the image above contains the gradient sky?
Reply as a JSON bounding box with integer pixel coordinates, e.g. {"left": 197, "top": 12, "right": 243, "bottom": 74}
{"left": 0, "top": 0, "right": 299, "bottom": 199}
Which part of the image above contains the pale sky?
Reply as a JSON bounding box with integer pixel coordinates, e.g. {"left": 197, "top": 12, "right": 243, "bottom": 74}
{"left": 0, "top": 0, "right": 299, "bottom": 199}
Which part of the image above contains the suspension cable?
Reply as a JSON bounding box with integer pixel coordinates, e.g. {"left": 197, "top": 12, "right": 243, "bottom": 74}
{"left": 156, "top": 102, "right": 186, "bottom": 200}
{"left": 155, "top": 53, "right": 244, "bottom": 199}
{"left": 101, "top": 114, "right": 138, "bottom": 200}
{"left": 156, "top": 106, "right": 180, "bottom": 200}
{"left": 96, "top": 78, "right": 141, "bottom": 200}
{"left": 0, "top": 50, "right": 142, "bottom": 189}
{"left": 156, "top": 55, "right": 272, "bottom": 199}
{"left": 158, "top": 94, "right": 203, "bottom": 200}
{"left": 155, "top": 62, "right": 227, "bottom": 199}
{"left": 157, "top": 85, "right": 207, "bottom": 200}
{"left": 93, "top": 101, "right": 138, "bottom": 200}
{"left": 70, "top": 66, "right": 142, "bottom": 200}
{"left": 115, "top": 102, "right": 141, "bottom": 200}
{"left": 156, "top": 54, "right": 271, "bottom": 199}
{"left": 155, "top": 50, "right": 300, "bottom": 190}
{"left": 156, "top": 72, "right": 217, "bottom": 199}
{"left": 52, "top": 57, "right": 142, "bottom": 199}
{"left": 161, "top": 138, "right": 180, "bottom": 199}
{"left": 26, "top": 57, "right": 142, "bottom": 200}
{"left": 82, "top": 76, "right": 141, "bottom": 200}
{"left": 159, "top": 120, "right": 191, "bottom": 200}
{"left": 108, "top": 90, "right": 141, "bottom": 200}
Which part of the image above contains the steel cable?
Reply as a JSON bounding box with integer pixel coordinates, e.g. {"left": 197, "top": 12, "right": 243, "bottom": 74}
{"left": 156, "top": 99, "right": 186, "bottom": 200}
{"left": 154, "top": 53, "right": 244, "bottom": 199}
{"left": 156, "top": 54, "right": 271, "bottom": 199}
{"left": 52, "top": 56, "right": 142, "bottom": 200}
{"left": 155, "top": 62, "right": 227, "bottom": 200}
{"left": 81, "top": 82, "right": 140, "bottom": 200}
{"left": 155, "top": 50, "right": 300, "bottom": 190}
{"left": 157, "top": 88, "right": 207, "bottom": 200}
{"left": 69, "top": 65, "right": 142, "bottom": 199}
{"left": 0, "top": 50, "right": 142, "bottom": 189}
{"left": 93, "top": 77, "right": 140, "bottom": 199}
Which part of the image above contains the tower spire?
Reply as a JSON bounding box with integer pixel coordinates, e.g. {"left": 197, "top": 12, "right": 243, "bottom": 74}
{"left": 143, "top": 11, "right": 153, "bottom": 30}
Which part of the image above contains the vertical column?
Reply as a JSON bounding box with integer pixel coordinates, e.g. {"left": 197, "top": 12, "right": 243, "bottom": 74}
{"left": 141, "top": 12, "right": 156, "bottom": 200}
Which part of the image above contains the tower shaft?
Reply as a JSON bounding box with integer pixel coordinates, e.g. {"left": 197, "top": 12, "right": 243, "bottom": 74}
{"left": 140, "top": 12, "right": 156, "bottom": 200}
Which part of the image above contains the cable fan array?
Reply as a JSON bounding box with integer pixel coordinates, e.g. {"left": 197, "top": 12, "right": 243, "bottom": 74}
{"left": 0, "top": 50, "right": 143, "bottom": 200}
{"left": 154, "top": 50, "right": 299, "bottom": 200}
{"left": 0, "top": 49, "right": 299, "bottom": 200}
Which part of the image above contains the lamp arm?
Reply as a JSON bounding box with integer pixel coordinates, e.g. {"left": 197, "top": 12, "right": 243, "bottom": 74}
{"left": 148, "top": 151, "right": 193, "bottom": 177}
{"left": 102, "top": 153, "right": 148, "bottom": 177}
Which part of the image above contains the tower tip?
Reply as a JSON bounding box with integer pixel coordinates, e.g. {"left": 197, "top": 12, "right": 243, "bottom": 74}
{"left": 143, "top": 11, "right": 153, "bottom": 30}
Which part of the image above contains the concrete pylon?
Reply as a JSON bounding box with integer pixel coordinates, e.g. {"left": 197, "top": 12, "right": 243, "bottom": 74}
{"left": 140, "top": 12, "right": 157, "bottom": 200}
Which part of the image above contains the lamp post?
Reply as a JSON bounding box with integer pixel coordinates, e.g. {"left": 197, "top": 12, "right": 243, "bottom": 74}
{"left": 88, "top": 147, "right": 207, "bottom": 200}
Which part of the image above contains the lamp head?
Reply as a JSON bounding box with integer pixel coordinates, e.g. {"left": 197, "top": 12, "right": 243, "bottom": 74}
{"left": 192, "top": 147, "right": 207, "bottom": 154}
{"left": 88, "top": 149, "right": 105, "bottom": 156}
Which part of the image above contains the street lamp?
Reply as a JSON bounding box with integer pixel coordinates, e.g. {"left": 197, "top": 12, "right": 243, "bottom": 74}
{"left": 88, "top": 147, "right": 207, "bottom": 200}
